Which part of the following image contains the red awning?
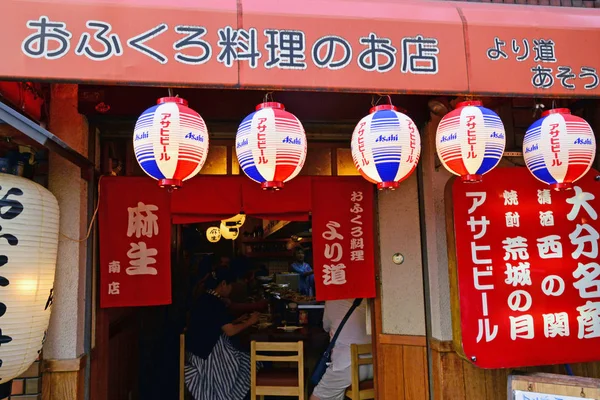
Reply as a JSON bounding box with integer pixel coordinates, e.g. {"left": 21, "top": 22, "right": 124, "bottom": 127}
{"left": 1, "top": 0, "right": 599, "bottom": 96}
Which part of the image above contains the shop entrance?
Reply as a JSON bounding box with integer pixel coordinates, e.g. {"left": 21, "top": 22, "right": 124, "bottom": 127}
{"left": 88, "top": 88, "right": 420, "bottom": 400}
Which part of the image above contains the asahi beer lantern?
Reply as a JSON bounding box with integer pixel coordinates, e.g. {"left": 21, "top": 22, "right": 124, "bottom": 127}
{"left": 524, "top": 108, "right": 596, "bottom": 190}
{"left": 236, "top": 102, "right": 307, "bottom": 190}
{"left": 436, "top": 100, "right": 506, "bottom": 182}
{"left": 0, "top": 174, "right": 59, "bottom": 396}
{"left": 133, "top": 97, "right": 209, "bottom": 189}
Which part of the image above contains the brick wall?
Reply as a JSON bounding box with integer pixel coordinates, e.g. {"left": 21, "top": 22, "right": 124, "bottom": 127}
{"left": 0, "top": 356, "right": 42, "bottom": 400}
{"left": 443, "top": 0, "right": 600, "bottom": 7}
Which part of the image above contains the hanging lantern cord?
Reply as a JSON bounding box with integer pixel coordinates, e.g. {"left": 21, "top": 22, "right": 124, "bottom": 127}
{"left": 372, "top": 94, "right": 393, "bottom": 107}
{"left": 264, "top": 92, "right": 274, "bottom": 103}
{"left": 60, "top": 175, "right": 104, "bottom": 242}
{"left": 533, "top": 99, "right": 545, "bottom": 118}
{"left": 168, "top": 88, "right": 174, "bottom": 97}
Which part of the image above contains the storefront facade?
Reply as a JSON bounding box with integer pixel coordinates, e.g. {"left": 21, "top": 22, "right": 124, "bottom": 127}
{"left": 1, "top": 0, "right": 600, "bottom": 399}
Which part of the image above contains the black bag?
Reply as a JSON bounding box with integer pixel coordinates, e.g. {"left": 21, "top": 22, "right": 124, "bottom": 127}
{"left": 310, "top": 298, "right": 363, "bottom": 386}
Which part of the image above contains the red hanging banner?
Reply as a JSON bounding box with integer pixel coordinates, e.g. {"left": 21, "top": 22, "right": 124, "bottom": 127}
{"left": 99, "top": 177, "right": 172, "bottom": 308}
{"left": 450, "top": 167, "right": 600, "bottom": 369}
{"left": 312, "top": 177, "right": 376, "bottom": 301}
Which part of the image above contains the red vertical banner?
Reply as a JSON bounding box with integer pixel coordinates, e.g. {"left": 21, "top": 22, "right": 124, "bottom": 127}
{"left": 99, "top": 177, "right": 172, "bottom": 308}
{"left": 451, "top": 167, "right": 600, "bottom": 368}
{"left": 312, "top": 177, "right": 376, "bottom": 301}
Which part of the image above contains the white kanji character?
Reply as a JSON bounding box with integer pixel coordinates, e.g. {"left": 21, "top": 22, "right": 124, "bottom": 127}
{"left": 476, "top": 318, "right": 498, "bottom": 343}
{"left": 108, "top": 282, "right": 120, "bottom": 295}
{"left": 539, "top": 211, "right": 554, "bottom": 227}
{"left": 108, "top": 261, "right": 121, "bottom": 274}
{"left": 536, "top": 235, "right": 562, "bottom": 259}
{"left": 507, "top": 290, "right": 532, "bottom": 312}
{"left": 573, "top": 262, "right": 600, "bottom": 299}
{"left": 473, "top": 266, "right": 494, "bottom": 290}
{"left": 471, "top": 242, "right": 492, "bottom": 264}
{"left": 505, "top": 212, "right": 520, "bottom": 228}
{"left": 350, "top": 238, "right": 364, "bottom": 250}
{"left": 127, "top": 202, "right": 159, "bottom": 238}
{"left": 541, "top": 275, "right": 565, "bottom": 297}
{"left": 503, "top": 236, "right": 529, "bottom": 261}
{"left": 570, "top": 224, "right": 599, "bottom": 259}
{"left": 542, "top": 312, "right": 570, "bottom": 338}
{"left": 350, "top": 250, "right": 364, "bottom": 261}
{"left": 323, "top": 264, "right": 347, "bottom": 285}
{"left": 504, "top": 262, "right": 532, "bottom": 287}
{"left": 543, "top": 312, "right": 570, "bottom": 338}
{"left": 467, "top": 216, "right": 490, "bottom": 239}
{"left": 503, "top": 190, "right": 519, "bottom": 206}
{"left": 351, "top": 226, "right": 363, "bottom": 238}
{"left": 350, "top": 203, "right": 363, "bottom": 214}
{"left": 577, "top": 301, "right": 600, "bottom": 339}
{"left": 466, "top": 192, "right": 486, "bottom": 214}
{"left": 510, "top": 315, "right": 534, "bottom": 340}
{"left": 537, "top": 189, "right": 552, "bottom": 205}
{"left": 567, "top": 186, "right": 597, "bottom": 221}
{"left": 322, "top": 221, "right": 344, "bottom": 240}
{"left": 126, "top": 242, "right": 158, "bottom": 276}
{"left": 351, "top": 191, "right": 363, "bottom": 202}
{"left": 325, "top": 243, "right": 343, "bottom": 263}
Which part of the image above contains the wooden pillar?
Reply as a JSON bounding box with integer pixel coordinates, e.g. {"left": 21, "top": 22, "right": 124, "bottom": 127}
{"left": 44, "top": 84, "right": 89, "bottom": 400}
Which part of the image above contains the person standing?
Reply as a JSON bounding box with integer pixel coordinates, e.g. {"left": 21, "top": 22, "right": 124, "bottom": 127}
{"left": 290, "top": 247, "right": 315, "bottom": 296}
{"left": 310, "top": 299, "right": 373, "bottom": 400}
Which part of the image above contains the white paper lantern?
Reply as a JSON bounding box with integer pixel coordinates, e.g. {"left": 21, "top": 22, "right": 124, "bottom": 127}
{"left": 133, "top": 97, "right": 209, "bottom": 189}
{"left": 222, "top": 213, "right": 246, "bottom": 228}
{"left": 0, "top": 174, "right": 58, "bottom": 394}
{"left": 436, "top": 100, "right": 506, "bottom": 182}
{"left": 524, "top": 108, "right": 596, "bottom": 190}
{"left": 236, "top": 102, "right": 307, "bottom": 190}
{"left": 206, "top": 227, "right": 221, "bottom": 243}
{"left": 351, "top": 104, "right": 421, "bottom": 189}
{"left": 220, "top": 222, "right": 239, "bottom": 240}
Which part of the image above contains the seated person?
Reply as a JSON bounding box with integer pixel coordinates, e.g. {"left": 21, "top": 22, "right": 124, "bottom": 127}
{"left": 185, "top": 268, "right": 260, "bottom": 400}
{"left": 290, "top": 248, "right": 315, "bottom": 296}
{"left": 311, "top": 298, "right": 373, "bottom": 400}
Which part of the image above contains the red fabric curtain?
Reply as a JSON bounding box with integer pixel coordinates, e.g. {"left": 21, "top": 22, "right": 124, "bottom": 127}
{"left": 170, "top": 176, "right": 244, "bottom": 221}
{"left": 240, "top": 176, "right": 312, "bottom": 221}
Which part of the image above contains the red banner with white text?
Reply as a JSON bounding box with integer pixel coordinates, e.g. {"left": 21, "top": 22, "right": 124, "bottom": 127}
{"left": 312, "top": 178, "right": 376, "bottom": 301}
{"left": 452, "top": 167, "right": 600, "bottom": 369}
{"left": 99, "top": 177, "right": 172, "bottom": 308}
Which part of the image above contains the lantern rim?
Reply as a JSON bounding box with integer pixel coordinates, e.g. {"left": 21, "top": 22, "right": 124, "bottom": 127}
{"left": 550, "top": 182, "right": 573, "bottom": 191}
{"left": 369, "top": 104, "right": 398, "bottom": 114}
{"left": 261, "top": 181, "right": 284, "bottom": 190}
{"left": 256, "top": 102, "right": 285, "bottom": 111}
{"left": 460, "top": 174, "right": 483, "bottom": 183}
{"left": 157, "top": 96, "right": 188, "bottom": 106}
{"left": 541, "top": 108, "right": 571, "bottom": 117}
{"left": 159, "top": 178, "right": 182, "bottom": 189}
{"left": 455, "top": 100, "right": 483, "bottom": 108}
{"left": 377, "top": 181, "right": 399, "bottom": 190}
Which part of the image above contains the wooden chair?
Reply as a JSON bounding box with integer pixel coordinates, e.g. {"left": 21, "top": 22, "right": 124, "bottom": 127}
{"left": 250, "top": 341, "right": 305, "bottom": 399}
{"left": 345, "top": 343, "right": 375, "bottom": 400}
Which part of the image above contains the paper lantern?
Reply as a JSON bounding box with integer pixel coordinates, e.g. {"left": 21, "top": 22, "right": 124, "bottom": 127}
{"left": 222, "top": 213, "right": 246, "bottom": 228}
{"left": 524, "top": 108, "right": 596, "bottom": 190}
{"left": 133, "top": 97, "right": 209, "bottom": 189}
{"left": 236, "top": 102, "right": 307, "bottom": 190}
{"left": 220, "top": 222, "right": 239, "bottom": 240}
{"left": 206, "top": 227, "right": 221, "bottom": 243}
{"left": 0, "top": 174, "right": 58, "bottom": 397}
{"left": 351, "top": 104, "right": 421, "bottom": 190}
{"left": 436, "top": 100, "right": 506, "bottom": 182}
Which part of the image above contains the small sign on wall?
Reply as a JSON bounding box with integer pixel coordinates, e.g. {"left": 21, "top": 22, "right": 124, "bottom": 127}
{"left": 509, "top": 373, "right": 600, "bottom": 400}
{"left": 514, "top": 390, "right": 593, "bottom": 400}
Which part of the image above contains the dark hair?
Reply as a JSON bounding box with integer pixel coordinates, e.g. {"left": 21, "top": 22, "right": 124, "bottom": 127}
{"left": 204, "top": 267, "right": 236, "bottom": 290}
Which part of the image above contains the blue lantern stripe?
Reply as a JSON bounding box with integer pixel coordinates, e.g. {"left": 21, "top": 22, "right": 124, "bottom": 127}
{"left": 531, "top": 167, "right": 557, "bottom": 185}
{"left": 140, "top": 159, "right": 165, "bottom": 179}
{"left": 370, "top": 110, "right": 402, "bottom": 182}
